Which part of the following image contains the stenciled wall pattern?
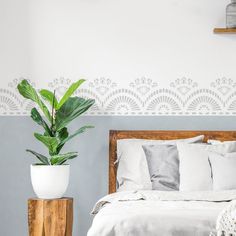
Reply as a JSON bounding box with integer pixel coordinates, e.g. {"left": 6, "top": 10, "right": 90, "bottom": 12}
{"left": 1, "top": 77, "right": 236, "bottom": 116}
{"left": 2, "top": 0, "right": 236, "bottom": 116}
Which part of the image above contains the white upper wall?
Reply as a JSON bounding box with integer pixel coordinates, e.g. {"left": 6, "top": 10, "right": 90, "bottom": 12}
{"left": 2, "top": 0, "right": 236, "bottom": 116}
{"left": 0, "top": 0, "right": 29, "bottom": 83}
{"left": 1, "top": 0, "right": 235, "bottom": 87}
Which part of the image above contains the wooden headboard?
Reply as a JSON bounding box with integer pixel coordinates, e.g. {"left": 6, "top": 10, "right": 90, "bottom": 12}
{"left": 109, "top": 130, "right": 236, "bottom": 193}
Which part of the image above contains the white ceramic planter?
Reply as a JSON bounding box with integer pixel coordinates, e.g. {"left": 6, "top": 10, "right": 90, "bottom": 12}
{"left": 30, "top": 165, "right": 70, "bottom": 199}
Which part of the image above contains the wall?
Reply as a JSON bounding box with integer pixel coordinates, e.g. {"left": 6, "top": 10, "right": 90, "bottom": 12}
{"left": 1, "top": 116, "right": 236, "bottom": 236}
{"left": 1, "top": 0, "right": 236, "bottom": 236}
{"left": 1, "top": 0, "right": 236, "bottom": 115}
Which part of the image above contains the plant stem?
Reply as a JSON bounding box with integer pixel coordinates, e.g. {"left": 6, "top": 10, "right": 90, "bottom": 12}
{"left": 51, "top": 90, "right": 56, "bottom": 135}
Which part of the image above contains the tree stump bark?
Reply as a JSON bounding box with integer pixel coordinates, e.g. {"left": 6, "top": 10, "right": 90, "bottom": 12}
{"left": 28, "top": 198, "right": 73, "bottom": 236}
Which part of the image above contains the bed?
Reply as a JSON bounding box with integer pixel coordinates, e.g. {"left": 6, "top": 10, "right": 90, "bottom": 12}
{"left": 88, "top": 130, "right": 236, "bottom": 236}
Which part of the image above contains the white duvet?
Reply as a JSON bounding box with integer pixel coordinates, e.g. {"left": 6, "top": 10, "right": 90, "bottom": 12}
{"left": 87, "top": 190, "right": 236, "bottom": 236}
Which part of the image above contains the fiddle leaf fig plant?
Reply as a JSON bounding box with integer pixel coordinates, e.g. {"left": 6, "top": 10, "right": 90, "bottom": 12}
{"left": 17, "top": 79, "right": 95, "bottom": 165}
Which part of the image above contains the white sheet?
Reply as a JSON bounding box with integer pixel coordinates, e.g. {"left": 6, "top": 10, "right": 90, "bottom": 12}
{"left": 88, "top": 190, "right": 236, "bottom": 236}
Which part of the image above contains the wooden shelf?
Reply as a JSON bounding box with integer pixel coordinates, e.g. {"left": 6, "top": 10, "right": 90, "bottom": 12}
{"left": 214, "top": 28, "right": 236, "bottom": 34}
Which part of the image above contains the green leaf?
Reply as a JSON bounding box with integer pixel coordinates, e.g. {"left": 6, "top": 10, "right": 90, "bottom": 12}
{"left": 55, "top": 97, "right": 95, "bottom": 131}
{"left": 17, "top": 80, "right": 51, "bottom": 121}
{"left": 50, "top": 152, "right": 78, "bottom": 165}
{"left": 57, "top": 127, "right": 69, "bottom": 141}
{"left": 34, "top": 133, "right": 59, "bottom": 155}
{"left": 26, "top": 149, "right": 50, "bottom": 165}
{"left": 56, "top": 127, "right": 69, "bottom": 153}
{"left": 31, "top": 108, "right": 52, "bottom": 136}
{"left": 57, "top": 79, "right": 85, "bottom": 109}
{"left": 39, "top": 89, "right": 58, "bottom": 108}
{"left": 60, "top": 125, "right": 94, "bottom": 146}
{"left": 56, "top": 126, "right": 93, "bottom": 153}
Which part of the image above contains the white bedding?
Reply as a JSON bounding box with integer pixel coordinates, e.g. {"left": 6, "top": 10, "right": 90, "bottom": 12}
{"left": 88, "top": 190, "right": 236, "bottom": 236}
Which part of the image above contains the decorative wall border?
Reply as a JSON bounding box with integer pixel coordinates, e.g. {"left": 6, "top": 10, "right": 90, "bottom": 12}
{"left": 1, "top": 77, "right": 236, "bottom": 116}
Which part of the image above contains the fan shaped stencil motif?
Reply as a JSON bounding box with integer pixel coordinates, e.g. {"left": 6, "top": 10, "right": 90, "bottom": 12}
{"left": 211, "top": 78, "right": 236, "bottom": 96}
{"left": 144, "top": 89, "right": 183, "bottom": 114}
{"left": 1, "top": 77, "right": 236, "bottom": 115}
{"left": 130, "top": 77, "right": 158, "bottom": 96}
{"left": 170, "top": 78, "right": 198, "bottom": 96}
{"left": 48, "top": 77, "right": 72, "bottom": 97}
{"left": 0, "top": 89, "right": 21, "bottom": 114}
{"left": 185, "top": 89, "right": 224, "bottom": 114}
{"left": 89, "top": 78, "right": 117, "bottom": 96}
{"left": 104, "top": 89, "right": 142, "bottom": 113}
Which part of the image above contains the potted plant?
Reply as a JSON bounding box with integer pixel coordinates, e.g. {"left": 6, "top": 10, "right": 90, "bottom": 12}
{"left": 17, "top": 79, "right": 95, "bottom": 199}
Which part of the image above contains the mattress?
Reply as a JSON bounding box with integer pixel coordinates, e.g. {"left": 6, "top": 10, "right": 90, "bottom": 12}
{"left": 88, "top": 190, "right": 236, "bottom": 236}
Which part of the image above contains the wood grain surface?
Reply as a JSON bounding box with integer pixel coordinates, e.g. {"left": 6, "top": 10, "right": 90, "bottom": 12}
{"left": 214, "top": 28, "right": 236, "bottom": 33}
{"left": 28, "top": 198, "right": 73, "bottom": 236}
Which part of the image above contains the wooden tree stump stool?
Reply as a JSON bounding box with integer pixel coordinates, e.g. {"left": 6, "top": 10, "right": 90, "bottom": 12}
{"left": 28, "top": 198, "right": 73, "bottom": 236}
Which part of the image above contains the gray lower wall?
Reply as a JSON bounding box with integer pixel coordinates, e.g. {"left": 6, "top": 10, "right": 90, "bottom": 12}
{"left": 1, "top": 116, "right": 236, "bottom": 236}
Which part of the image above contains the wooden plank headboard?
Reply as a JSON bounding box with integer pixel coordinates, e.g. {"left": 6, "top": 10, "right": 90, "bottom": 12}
{"left": 109, "top": 130, "right": 236, "bottom": 193}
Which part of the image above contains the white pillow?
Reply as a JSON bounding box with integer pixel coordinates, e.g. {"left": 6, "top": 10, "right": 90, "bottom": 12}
{"left": 116, "top": 135, "right": 204, "bottom": 191}
{"left": 209, "top": 152, "right": 236, "bottom": 191}
{"left": 177, "top": 141, "right": 236, "bottom": 191}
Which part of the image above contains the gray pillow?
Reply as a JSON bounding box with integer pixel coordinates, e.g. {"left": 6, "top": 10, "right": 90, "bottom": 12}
{"left": 142, "top": 144, "right": 179, "bottom": 191}
{"left": 209, "top": 152, "right": 236, "bottom": 190}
